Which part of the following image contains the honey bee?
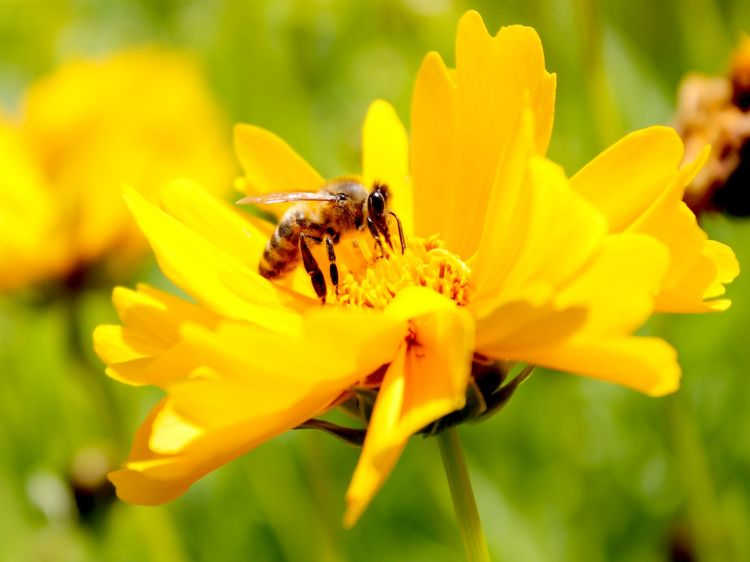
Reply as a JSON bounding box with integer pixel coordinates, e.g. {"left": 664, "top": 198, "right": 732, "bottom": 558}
{"left": 238, "top": 179, "right": 405, "bottom": 303}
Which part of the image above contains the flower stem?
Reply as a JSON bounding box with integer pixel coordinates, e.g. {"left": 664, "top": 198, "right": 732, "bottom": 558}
{"left": 437, "top": 427, "right": 491, "bottom": 562}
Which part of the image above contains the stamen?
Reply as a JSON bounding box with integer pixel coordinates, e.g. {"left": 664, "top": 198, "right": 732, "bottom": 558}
{"left": 337, "top": 236, "right": 472, "bottom": 309}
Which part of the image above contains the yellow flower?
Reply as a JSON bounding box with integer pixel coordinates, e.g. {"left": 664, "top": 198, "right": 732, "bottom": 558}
{"left": 94, "top": 11, "right": 738, "bottom": 526}
{"left": 0, "top": 119, "right": 68, "bottom": 289}
{"left": 0, "top": 48, "right": 234, "bottom": 291}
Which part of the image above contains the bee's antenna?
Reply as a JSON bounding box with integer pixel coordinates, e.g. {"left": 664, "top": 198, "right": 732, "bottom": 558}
{"left": 387, "top": 211, "right": 405, "bottom": 254}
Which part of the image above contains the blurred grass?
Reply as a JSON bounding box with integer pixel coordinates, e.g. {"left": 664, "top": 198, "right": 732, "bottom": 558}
{"left": 1, "top": 0, "right": 750, "bottom": 560}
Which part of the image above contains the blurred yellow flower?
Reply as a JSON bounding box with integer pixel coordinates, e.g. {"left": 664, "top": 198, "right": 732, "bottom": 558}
{"left": 0, "top": 120, "right": 66, "bottom": 289}
{"left": 0, "top": 48, "right": 234, "bottom": 291}
{"left": 94, "top": 12, "right": 738, "bottom": 526}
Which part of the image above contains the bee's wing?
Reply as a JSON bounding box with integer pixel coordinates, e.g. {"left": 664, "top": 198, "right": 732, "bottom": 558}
{"left": 237, "top": 192, "right": 339, "bottom": 205}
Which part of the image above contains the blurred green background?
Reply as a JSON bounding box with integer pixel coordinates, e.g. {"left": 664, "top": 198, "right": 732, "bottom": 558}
{"left": 2, "top": 0, "right": 750, "bottom": 560}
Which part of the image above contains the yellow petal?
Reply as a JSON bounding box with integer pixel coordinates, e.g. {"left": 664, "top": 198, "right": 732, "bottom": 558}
{"left": 112, "top": 284, "right": 219, "bottom": 345}
{"left": 181, "top": 307, "right": 403, "bottom": 391}
{"left": 455, "top": 12, "right": 556, "bottom": 154}
{"left": 630, "top": 150, "right": 738, "bottom": 312}
{"left": 94, "top": 325, "right": 163, "bottom": 365}
{"left": 410, "top": 12, "right": 556, "bottom": 258}
{"left": 472, "top": 156, "right": 608, "bottom": 314}
{"left": 235, "top": 123, "right": 324, "bottom": 195}
{"left": 109, "top": 298, "right": 412, "bottom": 505}
{"left": 302, "top": 309, "right": 407, "bottom": 376}
{"left": 571, "top": 127, "right": 738, "bottom": 312}
{"left": 344, "top": 295, "right": 474, "bottom": 527}
{"left": 158, "top": 179, "right": 269, "bottom": 266}
{"left": 112, "top": 379, "right": 359, "bottom": 504}
{"left": 147, "top": 365, "right": 339, "bottom": 456}
{"left": 110, "top": 466, "right": 191, "bottom": 505}
{"left": 476, "top": 232, "right": 667, "bottom": 341}
{"left": 123, "top": 184, "right": 310, "bottom": 329}
{"left": 571, "top": 127, "right": 684, "bottom": 231}
{"left": 362, "top": 100, "right": 413, "bottom": 235}
{"left": 474, "top": 301, "right": 586, "bottom": 351}
{"left": 395, "top": 304, "right": 474, "bottom": 441}
{"left": 476, "top": 234, "right": 674, "bottom": 396}
{"left": 411, "top": 51, "right": 458, "bottom": 244}
{"left": 381, "top": 284, "right": 464, "bottom": 321}
{"left": 149, "top": 399, "right": 204, "bottom": 454}
{"left": 469, "top": 106, "right": 538, "bottom": 303}
{"left": 93, "top": 284, "right": 220, "bottom": 387}
{"left": 554, "top": 233, "right": 668, "bottom": 335}
{"left": 343, "top": 347, "right": 408, "bottom": 528}
{"left": 109, "top": 401, "right": 191, "bottom": 505}
{"left": 507, "top": 337, "right": 680, "bottom": 396}
{"left": 654, "top": 238, "right": 739, "bottom": 312}
{"left": 634, "top": 199, "right": 739, "bottom": 313}
{"left": 702, "top": 240, "right": 740, "bottom": 298}
{"left": 112, "top": 392, "right": 277, "bottom": 504}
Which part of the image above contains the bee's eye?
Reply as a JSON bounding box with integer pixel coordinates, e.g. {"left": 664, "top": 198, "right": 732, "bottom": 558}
{"left": 370, "top": 191, "right": 385, "bottom": 214}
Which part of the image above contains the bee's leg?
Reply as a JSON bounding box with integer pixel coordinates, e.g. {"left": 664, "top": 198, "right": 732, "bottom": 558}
{"left": 387, "top": 211, "right": 406, "bottom": 253}
{"left": 324, "top": 236, "right": 339, "bottom": 296}
{"left": 369, "top": 215, "right": 397, "bottom": 253}
{"left": 366, "top": 217, "right": 387, "bottom": 257}
{"left": 300, "top": 233, "right": 327, "bottom": 303}
{"left": 380, "top": 225, "right": 394, "bottom": 252}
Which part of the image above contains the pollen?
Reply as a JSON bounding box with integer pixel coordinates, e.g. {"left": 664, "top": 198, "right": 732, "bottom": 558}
{"left": 336, "top": 236, "right": 472, "bottom": 309}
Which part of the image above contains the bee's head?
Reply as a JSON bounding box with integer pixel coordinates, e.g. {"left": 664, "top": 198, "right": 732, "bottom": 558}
{"left": 365, "top": 181, "right": 405, "bottom": 254}
{"left": 367, "top": 181, "right": 390, "bottom": 220}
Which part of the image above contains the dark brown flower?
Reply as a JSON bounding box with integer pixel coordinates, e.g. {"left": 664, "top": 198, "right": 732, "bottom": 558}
{"left": 676, "top": 37, "right": 750, "bottom": 216}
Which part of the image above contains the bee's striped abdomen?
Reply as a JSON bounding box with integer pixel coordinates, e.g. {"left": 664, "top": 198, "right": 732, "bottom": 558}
{"left": 259, "top": 206, "right": 323, "bottom": 279}
{"left": 259, "top": 218, "right": 300, "bottom": 279}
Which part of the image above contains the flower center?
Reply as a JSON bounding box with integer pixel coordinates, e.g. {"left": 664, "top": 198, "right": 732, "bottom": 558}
{"left": 336, "top": 236, "right": 472, "bottom": 309}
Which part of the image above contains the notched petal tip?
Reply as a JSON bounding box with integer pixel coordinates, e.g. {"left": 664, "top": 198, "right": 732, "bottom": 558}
{"left": 457, "top": 10, "right": 545, "bottom": 44}
{"left": 702, "top": 298, "right": 732, "bottom": 312}
{"left": 708, "top": 240, "right": 740, "bottom": 284}
{"left": 457, "top": 9, "right": 490, "bottom": 38}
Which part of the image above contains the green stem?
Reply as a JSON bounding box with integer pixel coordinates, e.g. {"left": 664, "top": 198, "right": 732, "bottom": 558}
{"left": 437, "top": 427, "right": 491, "bottom": 562}
{"left": 667, "top": 395, "right": 728, "bottom": 562}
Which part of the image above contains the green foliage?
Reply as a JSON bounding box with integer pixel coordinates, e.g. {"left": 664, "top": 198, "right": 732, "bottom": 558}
{"left": 1, "top": 1, "right": 749, "bottom": 560}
